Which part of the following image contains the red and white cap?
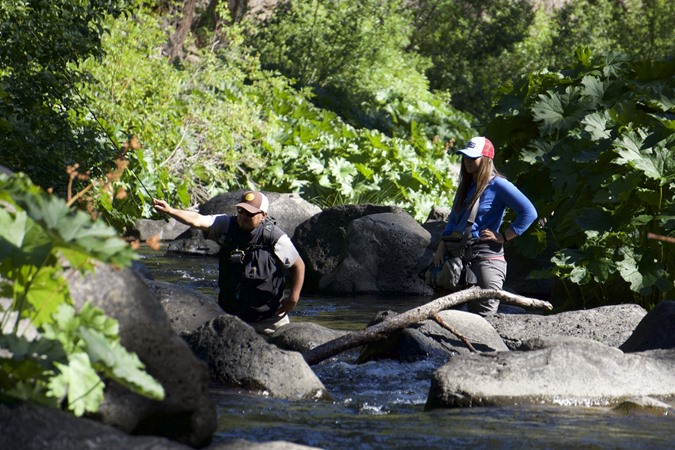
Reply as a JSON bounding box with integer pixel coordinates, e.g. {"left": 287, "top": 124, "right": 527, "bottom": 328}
{"left": 457, "top": 137, "right": 495, "bottom": 159}
{"left": 236, "top": 191, "right": 269, "bottom": 214}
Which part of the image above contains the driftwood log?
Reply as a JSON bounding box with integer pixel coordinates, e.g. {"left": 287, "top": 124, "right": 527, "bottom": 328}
{"left": 302, "top": 288, "right": 553, "bottom": 365}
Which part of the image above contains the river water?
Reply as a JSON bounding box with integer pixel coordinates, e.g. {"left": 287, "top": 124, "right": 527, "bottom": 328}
{"left": 137, "top": 246, "right": 674, "bottom": 450}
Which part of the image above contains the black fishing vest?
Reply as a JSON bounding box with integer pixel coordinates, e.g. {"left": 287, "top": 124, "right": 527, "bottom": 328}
{"left": 216, "top": 218, "right": 286, "bottom": 322}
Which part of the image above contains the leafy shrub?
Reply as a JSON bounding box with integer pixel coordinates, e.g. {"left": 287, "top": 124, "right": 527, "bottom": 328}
{"left": 75, "top": 3, "right": 474, "bottom": 225}
{"left": 409, "top": 0, "right": 535, "bottom": 121}
{"left": 0, "top": 173, "right": 164, "bottom": 415}
{"left": 0, "top": 0, "right": 128, "bottom": 196}
{"left": 247, "top": 0, "right": 472, "bottom": 142}
{"left": 544, "top": 0, "right": 675, "bottom": 68}
{"left": 486, "top": 49, "right": 675, "bottom": 309}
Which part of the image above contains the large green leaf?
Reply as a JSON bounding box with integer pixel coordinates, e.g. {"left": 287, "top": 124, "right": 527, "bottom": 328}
{"left": 612, "top": 129, "right": 668, "bottom": 182}
{"left": 79, "top": 327, "right": 164, "bottom": 400}
{"left": 49, "top": 353, "right": 104, "bottom": 417}
{"left": 532, "top": 86, "right": 593, "bottom": 136}
{"left": 0, "top": 207, "right": 27, "bottom": 250}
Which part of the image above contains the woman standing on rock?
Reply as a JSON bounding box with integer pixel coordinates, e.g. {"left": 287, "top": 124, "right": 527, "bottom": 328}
{"left": 435, "top": 136, "right": 537, "bottom": 316}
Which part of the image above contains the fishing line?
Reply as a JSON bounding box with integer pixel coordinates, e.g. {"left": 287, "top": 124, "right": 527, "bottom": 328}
{"left": 28, "top": 27, "right": 157, "bottom": 202}
{"left": 72, "top": 86, "right": 155, "bottom": 201}
{"left": 65, "top": 74, "right": 169, "bottom": 221}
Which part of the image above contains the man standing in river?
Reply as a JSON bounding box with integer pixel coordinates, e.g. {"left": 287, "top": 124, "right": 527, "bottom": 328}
{"left": 153, "top": 191, "right": 305, "bottom": 335}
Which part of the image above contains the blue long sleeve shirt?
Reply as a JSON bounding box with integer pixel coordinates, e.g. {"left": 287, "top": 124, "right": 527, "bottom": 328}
{"left": 443, "top": 176, "right": 537, "bottom": 239}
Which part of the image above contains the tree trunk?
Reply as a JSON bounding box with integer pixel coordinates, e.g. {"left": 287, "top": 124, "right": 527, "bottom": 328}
{"left": 167, "top": 0, "right": 197, "bottom": 61}
{"left": 302, "top": 288, "right": 552, "bottom": 365}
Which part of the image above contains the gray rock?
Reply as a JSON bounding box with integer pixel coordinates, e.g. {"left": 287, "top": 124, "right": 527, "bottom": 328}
{"left": 0, "top": 401, "right": 191, "bottom": 450}
{"left": 293, "top": 204, "right": 406, "bottom": 292}
{"left": 184, "top": 315, "right": 331, "bottom": 400}
{"left": 611, "top": 396, "right": 674, "bottom": 416}
{"left": 0, "top": 165, "right": 14, "bottom": 176}
{"left": 424, "top": 205, "right": 451, "bottom": 223}
{"left": 485, "top": 304, "right": 647, "bottom": 350}
{"left": 620, "top": 300, "right": 675, "bottom": 352}
{"left": 268, "top": 322, "right": 347, "bottom": 353}
{"left": 212, "top": 439, "right": 322, "bottom": 450}
{"left": 426, "top": 337, "right": 675, "bottom": 409}
{"left": 146, "top": 280, "right": 223, "bottom": 335}
{"left": 68, "top": 265, "right": 216, "bottom": 447}
{"left": 0, "top": 401, "right": 321, "bottom": 450}
{"left": 133, "top": 218, "right": 190, "bottom": 241}
{"left": 359, "top": 309, "right": 508, "bottom": 362}
{"left": 167, "top": 236, "right": 220, "bottom": 255}
{"left": 319, "top": 212, "right": 433, "bottom": 295}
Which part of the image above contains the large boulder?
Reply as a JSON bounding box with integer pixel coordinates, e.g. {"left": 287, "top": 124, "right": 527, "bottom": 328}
{"left": 145, "top": 279, "right": 223, "bottom": 336}
{"left": 132, "top": 217, "right": 190, "bottom": 241}
{"left": 620, "top": 300, "right": 675, "bottom": 352}
{"left": 68, "top": 265, "right": 216, "bottom": 448}
{"left": 0, "top": 400, "right": 322, "bottom": 450}
{"left": 426, "top": 336, "right": 675, "bottom": 409}
{"left": 0, "top": 401, "right": 191, "bottom": 450}
{"left": 184, "top": 315, "right": 331, "bottom": 400}
{"left": 268, "top": 322, "right": 347, "bottom": 353}
{"left": 358, "top": 309, "right": 508, "bottom": 362}
{"left": 293, "top": 204, "right": 406, "bottom": 292}
{"left": 318, "top": 211, "right": 433, "bottom": 295}
{"left": 485, "top": 304, "right": 647, "bottom": 350}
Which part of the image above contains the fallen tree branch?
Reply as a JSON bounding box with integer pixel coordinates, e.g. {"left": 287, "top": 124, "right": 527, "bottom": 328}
{"left": 302, "top": 288, "right": 552, "bottom": 365}
{"left": 432, "top": 312, "right": 477, "bottom": 353}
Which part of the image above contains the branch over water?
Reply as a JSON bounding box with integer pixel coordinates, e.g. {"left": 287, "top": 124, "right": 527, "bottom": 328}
{"left": 302, "top": 288, "right": 553, "bottom": 365}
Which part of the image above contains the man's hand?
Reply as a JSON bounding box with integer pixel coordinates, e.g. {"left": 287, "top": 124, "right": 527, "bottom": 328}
{"left": 277, "top": 293, "right": 299, "bottom": 316}
{"left": 153, "top": 198, "right": 171, "bottom": 214}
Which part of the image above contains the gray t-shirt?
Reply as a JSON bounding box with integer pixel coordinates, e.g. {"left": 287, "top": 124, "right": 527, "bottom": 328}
{"left": 204, "top": 215, "right": 299, "bottom": 268}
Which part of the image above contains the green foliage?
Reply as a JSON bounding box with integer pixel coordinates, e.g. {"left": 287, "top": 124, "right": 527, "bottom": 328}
{"left": 250, "top": 82, "right": 469, "bottom": 220}
{"left": 0, "top": 0, "right": 129, "bottom": 195}
{"left": 409, "top": 0, "right": 536, "bottom": 121}
{"left": 247, "top": 0, "right": 471, "bottom": 141}
{"left": 485, "top": 50, "right": 675, "bottom": 309}
{"left": 544, "top": 0, "right": 675, "bottom": 68}
{"left": 74, "top": 4, "right": 473, "bottom": 224}
{"left": 0, "top": 173, "right": 164, "bottom": 415}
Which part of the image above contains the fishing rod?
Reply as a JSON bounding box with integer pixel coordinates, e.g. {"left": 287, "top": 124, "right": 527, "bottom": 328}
{"left": 29, "top": 26, "right": 159, "bottom": 205}
{"left": 63, "top": 73, "right": 170, "bottom": 221}
{"left": 73, "top": 88, "right": 155, "bottom": 201}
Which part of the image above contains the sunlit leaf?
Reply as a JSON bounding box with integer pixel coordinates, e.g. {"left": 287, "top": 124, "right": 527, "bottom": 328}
{"left": 79, "top": 327, "right": 164, "bottom": 400}
{"left": 0, "top": 207, "right": 27, "bottom": 250}
{"left": 51, "top": 353, "right": 103, "bottom": 417}
{"left": 581, "top": 111, "right": 612, "bottom": 140}
{"left": 612, "top": 129, "right": 663, "bottom": 181}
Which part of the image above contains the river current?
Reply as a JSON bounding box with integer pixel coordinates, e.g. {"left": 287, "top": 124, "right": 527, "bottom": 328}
{"left": 137, "top": 246, "right": 674, "bottom": 450}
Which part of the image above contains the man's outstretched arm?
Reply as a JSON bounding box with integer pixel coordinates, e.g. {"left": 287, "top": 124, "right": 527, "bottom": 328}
{"left": 153, "top": 199, "right": 212, "bottom": 232}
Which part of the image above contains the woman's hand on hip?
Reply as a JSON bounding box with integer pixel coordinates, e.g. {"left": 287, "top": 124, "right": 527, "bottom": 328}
{"left": 480, "top": 229, "right": 506, "bottom": 243}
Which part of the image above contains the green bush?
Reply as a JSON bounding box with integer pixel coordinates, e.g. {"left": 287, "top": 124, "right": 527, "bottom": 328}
{"left": 74, "top": 3, "right": 474, "bottom": 225}
{"left": 485, "top": 49, "right": 675, "bottom": 309}
{"left": 247, "top": 0, "right": 472, "bottom": 142}
{"left": 0, "top": 173, "right": 164, "bottom": 415}
{"left": 0, "top": 0, "right": 128, "bottom": 195}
